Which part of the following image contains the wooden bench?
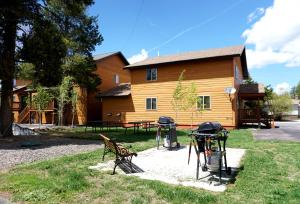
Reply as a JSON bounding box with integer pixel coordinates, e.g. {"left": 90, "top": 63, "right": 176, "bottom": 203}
{"left": 100, "top": 134, "right": 137, "bottom": 174}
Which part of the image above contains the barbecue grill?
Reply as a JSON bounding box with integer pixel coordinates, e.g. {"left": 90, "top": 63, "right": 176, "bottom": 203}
{"left": 156, "top": 116, "right": 179, "bottom": 150}
{"left": 188, "top": 122, "right": 231, "bottom": 183}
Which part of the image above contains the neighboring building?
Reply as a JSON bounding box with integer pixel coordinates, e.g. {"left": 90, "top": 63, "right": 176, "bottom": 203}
{"left": 99, "top": 45, "right": 266, "bottom": 128}
{"left": 87, "top": 52, "right": 130, "bottom": 121}
{"left": 11, "top": 45, "right": 270, "bottom": 128}
{"left": 282, "top": 99, "right": 300, "bottom": 120}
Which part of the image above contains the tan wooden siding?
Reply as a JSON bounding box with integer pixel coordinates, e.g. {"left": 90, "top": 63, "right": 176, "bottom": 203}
{"left": 126, "top": 58, "right": 236, "bottom": 127}
{"left": 95, "top": 54, "right": 131, "bottom": 92}
{"left": 102, "top": 96, "right": 135, "bottom": 122}
{"left": 87, "top": 54, "right": 131, "bottom": 121}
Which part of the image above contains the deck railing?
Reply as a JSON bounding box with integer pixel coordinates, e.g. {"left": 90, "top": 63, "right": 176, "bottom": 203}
{"left": 239, "top": 108, "right": 260, "bottom": 121}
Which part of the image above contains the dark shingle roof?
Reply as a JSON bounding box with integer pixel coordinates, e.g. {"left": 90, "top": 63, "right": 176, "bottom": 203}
{"left": 125, "top": 45, "right": 249, "bottom": 78}
{"left": 97, "top": 83, "right": 131, "bottom": 97}
{"left": 93, "top": 51, "right": 129, "bottom": 65}
{"left": 126, "top": 45, "right": 245, "bottom": 68}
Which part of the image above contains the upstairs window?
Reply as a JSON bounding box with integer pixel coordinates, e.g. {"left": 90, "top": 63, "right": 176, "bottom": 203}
{"left": 113, "top": 74, "right": 120, "bottom": 84}
{"left": 197, "top": 96, "right": 211, "bottom": 110}
{"left": 146, "top": 97, "right": 157, "bottom": 110}
{"left": 146, "top": 68, "right": 157, "bottom": 81}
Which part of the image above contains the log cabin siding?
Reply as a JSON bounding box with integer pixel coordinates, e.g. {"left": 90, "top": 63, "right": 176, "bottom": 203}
{"left": 102, "top": 96, "right": 135, "bottom": 122}
{"left": 126, "top": 58, "right": 237, "bottom": 127}
{"left": 87, "top": 54, "right": 131, "bottom": 121}
{"left": 95, "top": 54, "right": 131, "bottom": 92}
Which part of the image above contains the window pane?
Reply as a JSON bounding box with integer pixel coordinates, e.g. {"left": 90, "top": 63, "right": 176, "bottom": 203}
{"left": 204, "top": 96, "right": 210, "bottom": 109}
{"left": 152, "top": 98, "right": 157, "bottom": 110}
{"left": 146, "top": 69, "right": 152, "bottom": 80}
{"left": 197, "top": 96, "right": 203, "bottom": 109}
{"left": 146, "top": 98, "right": 152, "bottom": 109}
{"left": 116, "top": 74, "right": 119, "bottom": 84}
{"left": 151, "top": 68, "right": 157, "bottom": 80}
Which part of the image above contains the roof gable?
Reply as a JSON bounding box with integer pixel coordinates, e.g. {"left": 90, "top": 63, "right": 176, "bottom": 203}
{"left": 125, "top": 45, "right": 249, "bottom": 78}
{"left": 93, "top": 51, "right": 129, "bottom": 65}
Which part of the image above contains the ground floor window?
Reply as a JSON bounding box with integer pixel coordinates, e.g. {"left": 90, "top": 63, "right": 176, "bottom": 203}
{"left": 146, "top": 97, "right": 157, "bottom": 110}
{"left": 197, "top": 96, "right": 211, "bottom": 110}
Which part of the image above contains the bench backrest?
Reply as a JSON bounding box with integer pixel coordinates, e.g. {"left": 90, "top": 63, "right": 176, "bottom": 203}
{"left": 100, "top": 134, "right": 133, "bottom": 157}
{"left": 100, "top": 134, "right": 118, "bottom": 154}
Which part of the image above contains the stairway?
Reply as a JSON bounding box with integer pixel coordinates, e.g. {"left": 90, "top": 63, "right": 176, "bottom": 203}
{"left": 18, "top": 106, "right": 30, "bottom": 123}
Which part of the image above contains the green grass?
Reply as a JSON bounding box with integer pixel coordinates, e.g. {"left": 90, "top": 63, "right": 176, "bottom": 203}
{"left": 0, "top": 128, "right": 300, "bottom": 203}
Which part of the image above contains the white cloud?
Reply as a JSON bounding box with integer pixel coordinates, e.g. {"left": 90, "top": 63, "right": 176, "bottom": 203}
{"left": 128, "top": 49, "right": 148, "bottom": 64}
{"left": 247, "top": 8, "right": 265, "bottom": 23}
{"left": 243, "top": 0, "right": 300, "bottom": 69}
{"left": 275, "top": 82, "right": 291, "bottom": 95}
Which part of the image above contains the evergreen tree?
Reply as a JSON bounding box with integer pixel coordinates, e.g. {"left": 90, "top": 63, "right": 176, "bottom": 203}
{"left": 0, "top": 0, "right": 102, "bottom": 137}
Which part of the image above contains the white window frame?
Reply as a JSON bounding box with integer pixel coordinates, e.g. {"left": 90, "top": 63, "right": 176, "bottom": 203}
{"left": 113, "top": 74, "right": 120, "bottom": 84}
{"left": 197, "top": 96, "right": 211, "bottom": 110}
{"left": 146, "top": 97, "right": 157, "bottom": 110}
{"left": 146, "top": 68, "right": 157, "bottom": 81}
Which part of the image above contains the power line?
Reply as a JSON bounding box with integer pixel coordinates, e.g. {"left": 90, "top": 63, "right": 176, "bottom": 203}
{"left": 122, "top": 0, "right": 145, "bottom": 50}
{"left": 147, "top": 0, "right": 246, "bottom": 54}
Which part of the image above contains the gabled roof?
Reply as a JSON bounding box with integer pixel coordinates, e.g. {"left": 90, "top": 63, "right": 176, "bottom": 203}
{"left": 93, "top": 51, "right": 129, "bottom": 65}
{"left": 13, "top": 85, "right": 27, "bottom": 93}
{"left": 126, "top": 45, "right": 249, "bottom": 78}
{"left": 97, "top": 83, "right": 131, "bottom": 97}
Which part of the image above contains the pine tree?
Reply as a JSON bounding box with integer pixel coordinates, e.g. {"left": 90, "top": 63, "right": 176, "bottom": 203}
{"left": 0, "top": 0, "right": 102, "bottom": 137}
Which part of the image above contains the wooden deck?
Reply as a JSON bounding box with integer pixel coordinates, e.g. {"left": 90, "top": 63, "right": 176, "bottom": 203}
{"left": 239, "top": 108, "right": 272, "bottom": 128}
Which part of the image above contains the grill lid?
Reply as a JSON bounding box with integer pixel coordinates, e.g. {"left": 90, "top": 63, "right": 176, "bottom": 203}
{"left": 158, "top": 116, "right": 174, "bottom": 124}
{"left": 197, "top": 122, "right": 223, "bottom": 134}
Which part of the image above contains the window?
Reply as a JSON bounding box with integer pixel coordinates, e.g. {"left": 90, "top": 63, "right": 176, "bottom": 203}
{"left": 146, "top": 68, "right": 157, "bottom": 81}
{"left": 146, "top": 98, "right": 157, "bottom": 110}
{"left": 235, "top": 65, "right": 240, "bottom": 80}
{"left": 113, "top": 74, "right": 120, "bottom": 84}
{"left": 197, "top": 96, "right": 211, "bottom": 110}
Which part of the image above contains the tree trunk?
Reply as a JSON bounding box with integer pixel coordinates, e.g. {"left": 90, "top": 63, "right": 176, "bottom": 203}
{"left": 71, "top": 110, "right": 75, "bottom": 128}
{"left": 0, "top": 13, "right": 17, "bottom": 137}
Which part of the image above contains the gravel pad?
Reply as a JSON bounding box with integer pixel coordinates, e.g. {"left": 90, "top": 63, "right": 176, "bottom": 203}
{"left": 0, "top": 136, "right": 102, "bottom": 170}
{"left": 90, "top": 146, "right": 246, "bottom": 192}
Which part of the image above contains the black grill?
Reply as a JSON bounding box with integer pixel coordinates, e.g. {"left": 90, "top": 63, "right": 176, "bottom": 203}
{"left": 197, "top": 122, "right": 223, "bottom": 134}
{"left": 156, "top": 116, "right": 179, "bottom": 150}
{"left": 158, "top": 116, "right": 175, "bottom": 125}
{"left": 188, "top": 121, "right": 231, "bottom": 183}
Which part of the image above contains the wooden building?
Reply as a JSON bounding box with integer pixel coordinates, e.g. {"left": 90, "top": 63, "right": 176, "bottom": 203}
{"left": 87, "top": 52, "right": 130, "bottom": 121}
{"left": 99, "top": 45, "right": 269, "bottom": 128}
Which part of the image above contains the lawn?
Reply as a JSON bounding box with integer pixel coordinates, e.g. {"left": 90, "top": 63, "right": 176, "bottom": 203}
{"left": 0, "top": 128, "right": 299, "bottom": 204}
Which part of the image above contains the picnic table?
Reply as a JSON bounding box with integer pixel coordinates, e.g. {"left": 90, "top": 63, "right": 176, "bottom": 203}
{"left": 85, "top": 120, "right": 120, "bottom": 133}
{"left": 128, "top": 120, "right": 156, "bottom": 134}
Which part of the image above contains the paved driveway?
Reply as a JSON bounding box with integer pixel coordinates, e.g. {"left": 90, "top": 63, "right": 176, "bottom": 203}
{"left": 253, "top": 121, "right": 300, "bottom": 141}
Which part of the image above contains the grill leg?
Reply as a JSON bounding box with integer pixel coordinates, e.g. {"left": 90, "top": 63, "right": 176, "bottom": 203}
{"left": 219, "top": 156, "right": 222, "bottom": 183}
{"left": 188, "top": 140, "right": 192, "bottom": 165}
{"left": 196, "top": 152, "right": 200, "bottom": 180}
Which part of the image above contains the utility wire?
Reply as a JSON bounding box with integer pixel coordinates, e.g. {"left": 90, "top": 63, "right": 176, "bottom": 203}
{"left": 147, "top": 0, "right": 246, "bottom": 54}
{"left": 122, "top": 0, "right": 145, "bottom": 50}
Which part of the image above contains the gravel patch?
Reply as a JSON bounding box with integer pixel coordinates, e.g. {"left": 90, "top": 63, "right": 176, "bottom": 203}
{"left": 0, "top": 136, "right": 102, "bottom": 171}
{"left": 90, "top": 146, "right": 246, "bottom": 192}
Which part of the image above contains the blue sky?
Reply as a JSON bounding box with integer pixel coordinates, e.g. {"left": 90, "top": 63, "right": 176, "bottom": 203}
{"left": 89, "top": 0, "right": 300, "bottom": 93}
